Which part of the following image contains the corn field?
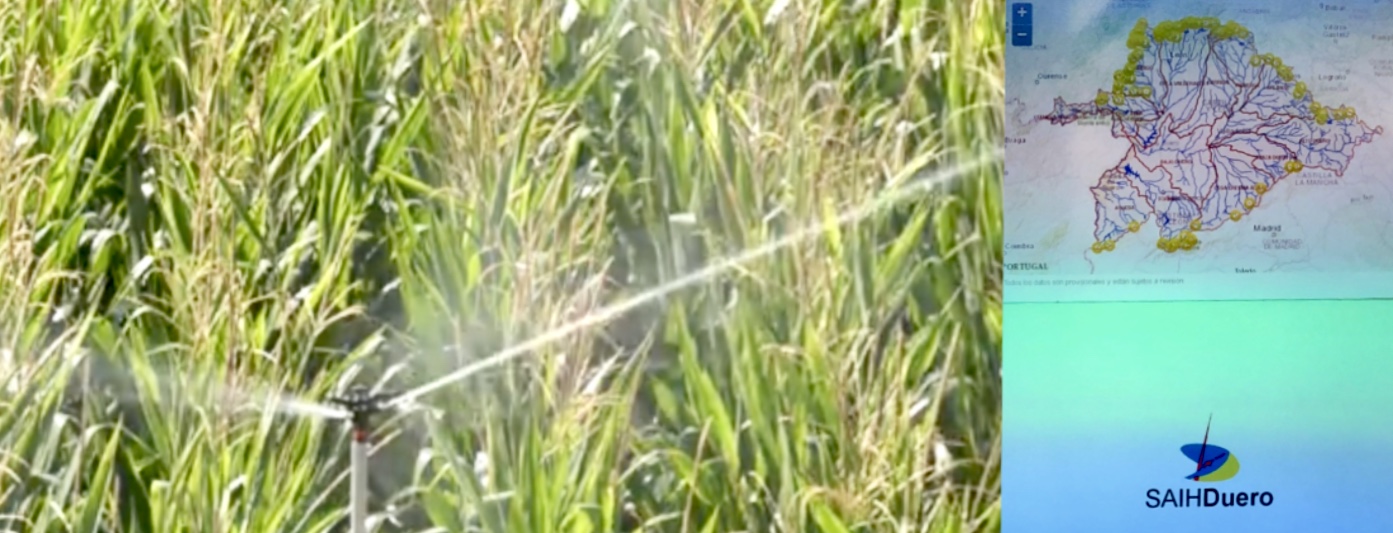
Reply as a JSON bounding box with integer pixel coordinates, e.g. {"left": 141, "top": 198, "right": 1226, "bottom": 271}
{"left": 0, "top": 0, "right": 1003, "bottom": 531}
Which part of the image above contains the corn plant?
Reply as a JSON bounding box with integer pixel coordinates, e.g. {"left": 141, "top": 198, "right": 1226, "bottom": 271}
{"left": 0, "top": 0, "right": 1003, "bottom": 531}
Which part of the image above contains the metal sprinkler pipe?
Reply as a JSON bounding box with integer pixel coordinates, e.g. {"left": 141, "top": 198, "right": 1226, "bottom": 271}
{"left": 350, "top": 435, "right": 369, "bottom": 533}
{"left": 328, "top": 386, "right": 397, "bottom": 533}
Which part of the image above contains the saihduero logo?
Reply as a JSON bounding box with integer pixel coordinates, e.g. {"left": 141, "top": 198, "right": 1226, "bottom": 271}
{"left": 1145, "top": 415, "right": 1274, "bottom": 508}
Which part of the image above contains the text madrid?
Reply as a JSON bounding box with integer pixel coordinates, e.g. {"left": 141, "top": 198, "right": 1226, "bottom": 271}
{"left": 1144, "top": 488, "right": 1275, "bottom": 508}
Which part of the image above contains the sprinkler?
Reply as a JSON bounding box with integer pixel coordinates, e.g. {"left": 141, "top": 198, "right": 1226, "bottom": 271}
{"left": 327, "top": 385, "right": 398, "bottom": 533}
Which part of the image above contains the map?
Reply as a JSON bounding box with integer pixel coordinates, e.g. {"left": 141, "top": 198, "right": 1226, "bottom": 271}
{"left": 1005, "top": 1, "right": 1393, "bottom": 302}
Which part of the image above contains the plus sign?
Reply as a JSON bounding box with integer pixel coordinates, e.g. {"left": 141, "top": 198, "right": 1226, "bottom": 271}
{"left": 1018, "top": 6, "right": 1028, "bottom": 17}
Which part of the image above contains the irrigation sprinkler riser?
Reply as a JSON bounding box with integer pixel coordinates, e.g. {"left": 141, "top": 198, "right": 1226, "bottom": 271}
{"left": 351, "top": 438, "right": 369, "bottom": 533}
{"left": 327, "top": 386, "right": 397, "bottom": 533}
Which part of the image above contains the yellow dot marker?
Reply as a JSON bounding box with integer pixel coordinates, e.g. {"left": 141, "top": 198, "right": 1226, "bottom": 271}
{"left": 1243, "top": 197, "right": 1256, "bottom": 210}
{"left": 1092, "top": 242, "right": 1104, "bottom": 254}
{"left": 1284, "top": 160, "right": 1304, "bottom": 174}
{"left": 1155, "top": 233, "right": 1198, "bottom": 253}
{"left": 1255, "top": 182, "right": 1268, "bottom": 195}
{"left": 1189, "top": 219, "right": 1202, "bottom": 231}
{"left": 1229, "top": 210, "right": 1243, "bottom": 221}
{"left": 1128, "top": 220, "right": 1142, "bottom": 232}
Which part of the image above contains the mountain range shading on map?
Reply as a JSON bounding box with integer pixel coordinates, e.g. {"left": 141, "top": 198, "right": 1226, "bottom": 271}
{"left": 1040, "top": 17, "right": 1382, "bottom": 256}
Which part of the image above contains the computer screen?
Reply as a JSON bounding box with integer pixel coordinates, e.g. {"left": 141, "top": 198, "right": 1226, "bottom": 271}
{"left": 1004, "top": 0, "right": 1393, "bottom": 303}
{"left": 1004, "top": 1, "right": 1393, "bottom": 530}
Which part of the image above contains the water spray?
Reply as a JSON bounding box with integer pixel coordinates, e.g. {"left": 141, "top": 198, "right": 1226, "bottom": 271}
{"left": 94, "top": 147, "right": 999, "bottom": 532}
{"left": 327, "top": 385, "right": 399, "bottom": 533}
{"left": 386, "top": 147, "right": 1003, "bottom": 409}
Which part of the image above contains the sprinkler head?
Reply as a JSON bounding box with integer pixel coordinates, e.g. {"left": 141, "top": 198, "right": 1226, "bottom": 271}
{"left": 327, "top": 385, "right": 398, "bottom": 440}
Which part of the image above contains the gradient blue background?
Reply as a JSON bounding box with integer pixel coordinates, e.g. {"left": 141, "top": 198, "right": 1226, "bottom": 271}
{"left": 1004, "top": 300, "right": 1393, "bottom": 532}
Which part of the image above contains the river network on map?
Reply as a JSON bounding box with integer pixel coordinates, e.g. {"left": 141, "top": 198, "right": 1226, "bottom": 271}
{"left": 1005, "top": 7, "right": 1393, "bottom": 303}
